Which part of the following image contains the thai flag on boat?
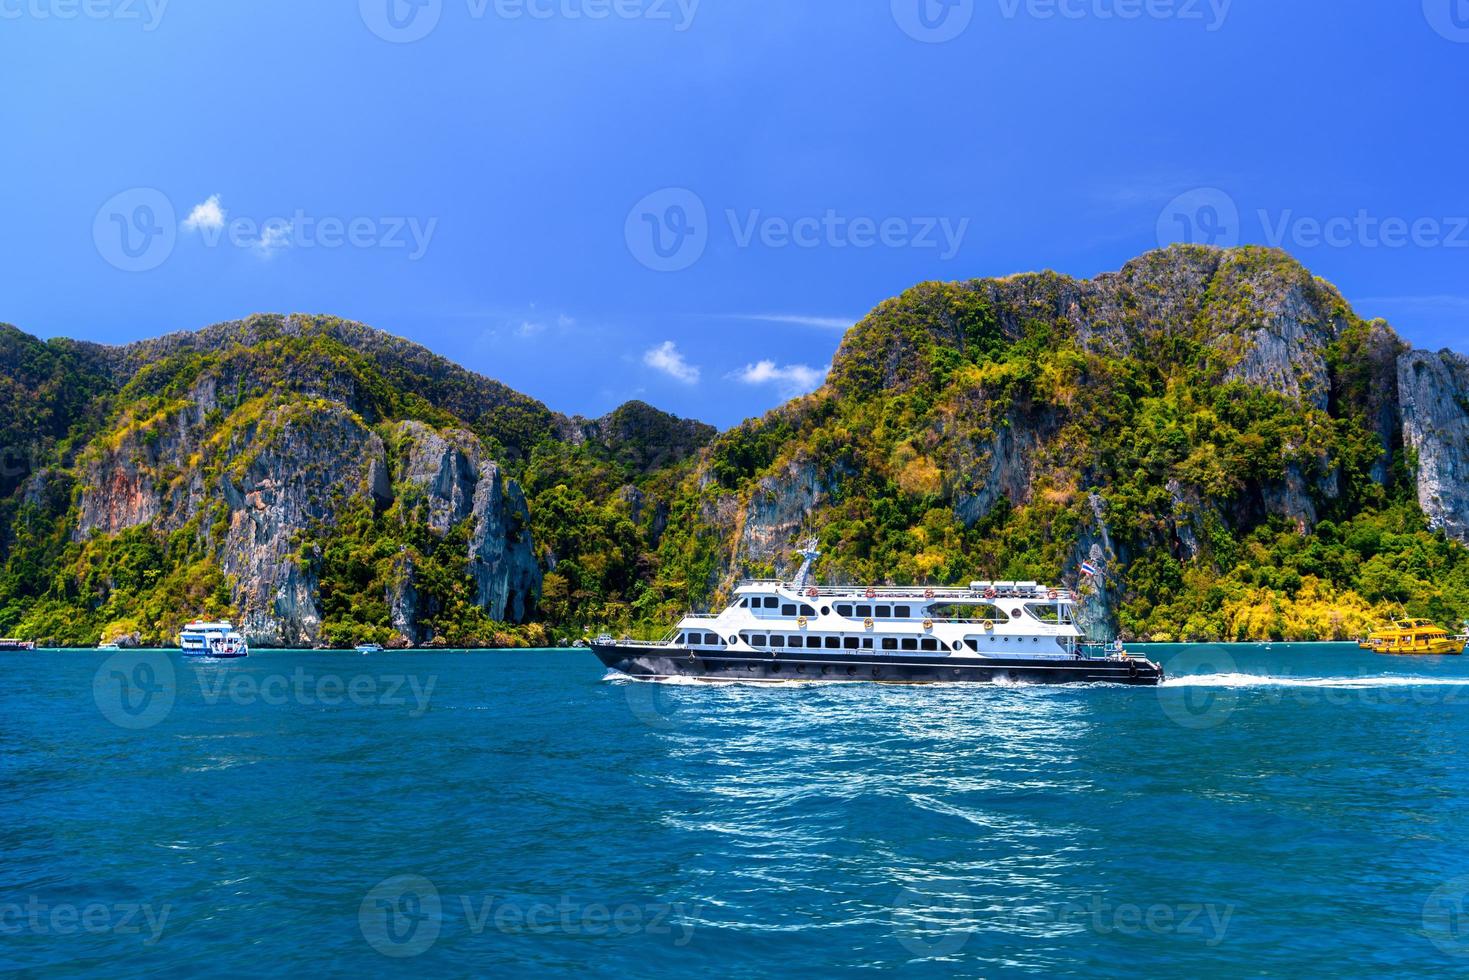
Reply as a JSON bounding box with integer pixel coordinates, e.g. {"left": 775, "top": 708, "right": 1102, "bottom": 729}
{"left": 1080, "top": 560, "right": 1101, "bottom": 578}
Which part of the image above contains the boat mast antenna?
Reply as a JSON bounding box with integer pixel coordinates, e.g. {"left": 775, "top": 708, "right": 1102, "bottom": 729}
{"left": 791, "top": 538, "right": 821, "bottom": 590}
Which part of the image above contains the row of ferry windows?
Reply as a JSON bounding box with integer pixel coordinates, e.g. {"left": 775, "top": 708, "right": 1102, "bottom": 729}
{"left": 677, "top": 632, "right": 949, "bottom": 652}
{"left": 749, "top": 634, "right": 949, "bottom": 652}
{"left": 741, "top": 597, "right": 820, "bottom": 616}
{"left": 740, "top": 596, "right": 920, "bottom": 619}
{"left": 676, "top": 632, "right": 1048, "bottom": 652}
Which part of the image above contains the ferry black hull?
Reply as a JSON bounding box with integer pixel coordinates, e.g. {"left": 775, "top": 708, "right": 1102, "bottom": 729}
{"left": 592, "top": 644, "right": 1164, "bottom": 686}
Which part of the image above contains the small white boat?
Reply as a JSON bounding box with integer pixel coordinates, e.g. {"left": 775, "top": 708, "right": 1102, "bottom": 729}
{"left": 355, "top": 643, "right": 385, "bottom": 655}
{"left": 179, "top": 620, "right": 250, "bottom": 658}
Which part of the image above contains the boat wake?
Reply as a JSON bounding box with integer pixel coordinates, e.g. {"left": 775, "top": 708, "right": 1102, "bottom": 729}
{"left": 1163, "top": 672, "right": 1469, "bottom": 689}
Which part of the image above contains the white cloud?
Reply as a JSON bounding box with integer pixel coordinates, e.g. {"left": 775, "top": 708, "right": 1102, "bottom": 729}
{"left": 643, "top": 341, "right": 700, "bottom": 384}
{"left": 254, "top": 220, "right": 292, "bottom": 258}
{"left": 724, "top": 313, "right": 855, "bottom": 331}
{"left": 182, "top": 194, "right": 225, "bottom": 232}
{"left": 732, "top": 360, "right": 827, "bottom": 396}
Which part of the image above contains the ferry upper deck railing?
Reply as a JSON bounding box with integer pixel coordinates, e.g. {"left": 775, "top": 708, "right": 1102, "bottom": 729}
{"left": 732, "top": 579, "right": 1075, "bottom": 601}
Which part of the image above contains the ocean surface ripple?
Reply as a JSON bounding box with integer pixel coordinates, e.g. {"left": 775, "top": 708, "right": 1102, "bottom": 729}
{"left": 4, "top": 643, "right": 1469, "bottom": 977}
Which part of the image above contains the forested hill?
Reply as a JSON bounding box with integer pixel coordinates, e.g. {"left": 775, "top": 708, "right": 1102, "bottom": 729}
{"left": 647, "top": 245, "right": 1469, "bottom": 642}
{"left": 3, "top": 245, "right": 1468, "bottom": 646}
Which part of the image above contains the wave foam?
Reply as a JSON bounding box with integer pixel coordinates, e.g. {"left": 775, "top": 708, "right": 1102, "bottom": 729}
{"left": 1163, "top": 672, "right": 1469, "bottom": 689}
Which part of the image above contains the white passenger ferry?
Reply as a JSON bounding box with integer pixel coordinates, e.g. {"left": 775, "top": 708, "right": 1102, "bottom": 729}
{"left": 179, "top": 620, "right": 250, "bottom": 659}
{"left": 593, "top": 544, "right": 1163, "bottom": 685}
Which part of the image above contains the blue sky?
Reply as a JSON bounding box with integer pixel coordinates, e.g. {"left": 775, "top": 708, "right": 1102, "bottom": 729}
{"left": 2, "top": 0, "right": 1466, "bottom": 428}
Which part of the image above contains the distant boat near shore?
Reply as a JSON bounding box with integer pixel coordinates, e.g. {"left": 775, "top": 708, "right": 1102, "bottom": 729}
{"left": 179, "top": 620, "right": 250, "bottom": 659}
{"left": 355, "top": 643, "right": 385, "bottom": 655}
{"left": 1359, "top": 619, "right": 1468, "bottom": 656}
{"left": 0, "top": 638, "right": 36, "bottom": 651}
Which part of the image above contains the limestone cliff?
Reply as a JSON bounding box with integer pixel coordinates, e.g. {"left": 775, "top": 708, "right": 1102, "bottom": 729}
{"left": 5, "top": 247, "right": 1469, "bottom": 647}
{"left": 1399, "top": 349, "right": 1469, "bottom": 542}
{"left": 668, "top": 245, "right": 1469, "bottom": 639}
{"left": 15, "top": 317, "right": 547, "bottom": 646}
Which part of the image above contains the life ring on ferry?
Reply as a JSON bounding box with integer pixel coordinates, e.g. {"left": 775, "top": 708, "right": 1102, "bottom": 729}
{"left": 807, "top": 587, "right": 820, "bottom": 599}
{"left": 1048, "top": 589, "right": 1059, "bottom": 600}
{"left": 864, "top": 618, "right": 874, "bottom": 630}
{"left": 983, "top": 620, "right": 995, "bottom": 632}
{"left": 865, "top": 587, "right": 877, "bottom": 599}
{"left": 797, "top": 616, "right": 808, "bottom": 629}
{"left": 922, "top": 619, "right": 934, "bottom": 631}
{"left": 984, "top": 587, "right": 997, "bottom": 599}
{"left": 924, "top": 588, "right": 936, "bottom": 600}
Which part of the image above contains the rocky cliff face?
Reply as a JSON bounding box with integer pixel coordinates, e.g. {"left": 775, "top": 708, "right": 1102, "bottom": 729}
{"left": 468, "top": 461, "right": 539, "bottom": 622}
{"left": 683, "top": 245, "right": 1469, "bottom": 638}
{"left": 218, "top": 405, "right": 384, "bottom": 646}
{"left": 1399, "top": 349, "right": 1469, "bottom": 542}
{"left": 56, "top": 336, "right": 544, "bottom": 644}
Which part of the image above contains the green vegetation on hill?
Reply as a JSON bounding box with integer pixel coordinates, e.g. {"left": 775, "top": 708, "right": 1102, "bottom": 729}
{"left": 638, "top": 247, "right": 1469, "bottom": 641}
{"left": 2, "top": 248, "right": 1468, "bottom": 646}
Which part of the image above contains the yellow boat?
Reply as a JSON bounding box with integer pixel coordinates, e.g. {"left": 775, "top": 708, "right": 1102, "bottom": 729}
{"left": 1359, "top": 619, "right": 1467, "bottom": 656}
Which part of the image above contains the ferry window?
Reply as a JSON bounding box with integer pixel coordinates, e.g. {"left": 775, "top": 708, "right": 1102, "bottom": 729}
{"left": 739, "top": 597, "right": 749, "bottom": 607}
{"left": 882, "top": 638, "right": 897, "bottom": 651}
{"left": 781, "top": 604, "right": 797, "bottom": 616}
{"left": 900, "top": 638, "right": 918, "bottom": 651}
{"left": 676, "top": 633, "right": 687, "bottom": 644}
{"left": 894, "top": 606, "right": 911, "bottom": 618}
{"left": 704, "top": 633, "right": 720, "bottom": 646}
{"left": 966, "top": 639, "right": 980, "bottom": 652}
{"left": 1027, "top": 604, "right": 1061, "bottom": 624}
{"left": 920, "top": 639, "right": 938, "bottom": 652}
{"left": 751, "top": 635, "right": 767, "bottom": 647}
{"left": 836, "top": 604, "right": 853, "bottom": 617}
{"left": 855, "top": 605, "right": 872, "bottom": 617}
{"left": 789, "top": 636, "right": 803, "bottom": 648}
{"left": 764, "top": 597, "right": 779, "bottom": 609}
{"left": 771, "top": 636, "right": 785, "bottom": 648}
{"left": 861, "top": 638, "right": 873, "bottom": 649}
{"left": 820, "top": 607, "right": 831, "bottom": 616}
{"left": 876, "top": 605, "right": 891, "bottom": 618}
{"left": 801, "top": 604, "right": 816, "bottom": 616}
{"left": 824, "top": 636, "right": 840, "bottom": 649}
{"left": 844, "top": 637, "right": 859, "bottom": 650}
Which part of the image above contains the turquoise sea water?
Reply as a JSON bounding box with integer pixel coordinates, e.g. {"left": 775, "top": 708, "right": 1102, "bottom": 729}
{"left": 4, "top": 643, "right": 1469, "bottom": 976}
